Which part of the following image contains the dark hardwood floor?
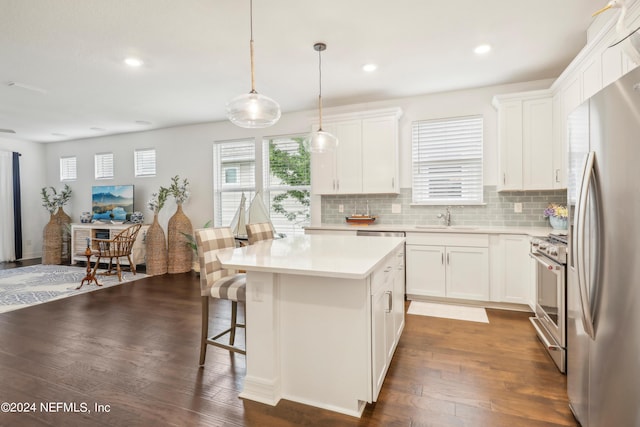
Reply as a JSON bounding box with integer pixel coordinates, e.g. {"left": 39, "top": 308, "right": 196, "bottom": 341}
{"left": 0, "top": 263, "right": 578, "bottom": 426}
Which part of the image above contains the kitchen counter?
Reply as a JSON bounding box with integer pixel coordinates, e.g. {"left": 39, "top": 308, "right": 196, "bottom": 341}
{"left": 218, "top": 234, "right": 405, "bottom": 279}
{"left": 305, "top": 223, "right": 555, "bottom": 236}
{"left": 217, "top": 234, "right": 405, "bottom": 417}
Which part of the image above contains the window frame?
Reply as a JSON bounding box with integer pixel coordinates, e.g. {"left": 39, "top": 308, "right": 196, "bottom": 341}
{"left": 59, "top": 156, "right": 77, "bottom": 181}
{"left": 94, "top": 152, "right": 114, "bottom": 180}
{"left": 134, "top": 148, "right": 157, "bottom": 178}
{"left": 411, "top": 115, "right": 484, "bottom": 205}
{"left": 262, "top": 134, "right": 311, "bottom": 236}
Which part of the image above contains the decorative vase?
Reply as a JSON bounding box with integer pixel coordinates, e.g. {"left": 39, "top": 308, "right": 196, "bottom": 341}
{"left": 146, "top": 213, "right": 168, "bottom": 276}
{"left": 42, "top": 212, "right": 62, "bottom": 265}
{"left": 56, "top": 207, "right": 72, "bottom": 265}
{"left": 131, "top": 211, "right": 144, "bottom": 224}
{"left": 167, "top": 203, "right": 193, "bottom": 274}
{"left": 80, "top": 211, "right": 93, "bottom": 223}
{"left": 549, "top": 216, "right": 568, "bottom": 230}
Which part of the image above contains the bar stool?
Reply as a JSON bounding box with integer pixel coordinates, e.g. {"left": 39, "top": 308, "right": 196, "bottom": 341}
{"left": 245, "top": 222, "right": 275, "bottom": 245}
{"left": 194, "top": 227, "right": 246, "bottom": 365}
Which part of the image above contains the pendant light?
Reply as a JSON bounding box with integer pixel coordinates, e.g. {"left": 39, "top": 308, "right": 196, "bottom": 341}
{"left": 306, "top": 42, "right": 338, "bottom": 153}
{"left": 226, "top": 0, "right": 281, "bottom": 128}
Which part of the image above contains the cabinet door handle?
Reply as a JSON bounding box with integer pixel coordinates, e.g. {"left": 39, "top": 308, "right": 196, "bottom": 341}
{"left": 332, "top": 179, "right": 336, "bottom": 191}
{"left": 385, "top": 291, "right": 392, "bottom": 313}
{"left": 503, "top": 173, "right": 506, "bottom": 184}
{"left": 337, "top": 180, "right": 340, "bottom": 191}
{"left": 392, "top": 177, "right": 395, "bottom": 188}
{"left": 441, "top": 252, "right": 444, "bottom": 265}
{"left": 447, "top": 253, "right": 450, "bottom": 265}
{"left": 555, "top": 169, "right": 560, "bottom": 183}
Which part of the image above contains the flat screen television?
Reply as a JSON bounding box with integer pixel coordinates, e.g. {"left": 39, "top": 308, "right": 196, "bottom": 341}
{"left": 92, "top": 185, "right": 134, "bottom": 221}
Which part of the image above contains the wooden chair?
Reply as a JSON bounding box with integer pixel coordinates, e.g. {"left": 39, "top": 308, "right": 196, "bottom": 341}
{"left": 246, "top": 222, "right": 275, "bottom": 245}
{"left": 195, "top": 227, "right": 246, "bottom": 365}
{"left": 92, "top": 223, "right": 142, "bottom": 282}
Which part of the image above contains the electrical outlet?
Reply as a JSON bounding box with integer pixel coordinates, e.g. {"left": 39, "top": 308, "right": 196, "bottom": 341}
{"left": 514, "top": 202, "right": 523, "bottom": 213}
{"left": 391, "top": 204, "right": 401, "bottom": 214}
{"left": 338, "top": 204, "right": 344, "bottom": 213}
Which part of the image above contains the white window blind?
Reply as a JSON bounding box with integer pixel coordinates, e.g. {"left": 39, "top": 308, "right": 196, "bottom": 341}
{"left": 263, "top": 135, "right": 310, "bottom": 236}
{"left": 412, "top": 115, "right": 483, "bottom": 204}
{"left": 60, "top": 156, "right": 77, "bottom": 181}
{"left": 213, "top": 139, "right": 256, "bottom": 227}
{"left": 94, "top": 152, "right": 114, "bottom": 180}
{"left": 134, "top": 148, "right": 156, "bottom": 177}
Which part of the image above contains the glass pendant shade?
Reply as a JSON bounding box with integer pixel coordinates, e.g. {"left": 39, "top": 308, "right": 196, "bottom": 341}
{"left": 307, "top": 129, "right": 338, "bottom": 153}
{"left": 308, "top": 42, "right": 337, "bottom": 153}
{"left": 226, "top": 0, "right": 281, "bottom": 129}
{"left": 226, "top": 91, "right": 281, "bottom": 129}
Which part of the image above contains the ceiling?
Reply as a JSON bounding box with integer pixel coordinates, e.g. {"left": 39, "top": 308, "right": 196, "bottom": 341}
{"left": 0, "top": 0, "right": 608, "bottom": 143}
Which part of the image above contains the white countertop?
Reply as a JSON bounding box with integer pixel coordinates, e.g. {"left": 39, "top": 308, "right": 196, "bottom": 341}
{"left": 217, "top": 234, "right": 405, "bottom": 280}
{"left": 305, "top": 223, "right": 554, "bottom": 237}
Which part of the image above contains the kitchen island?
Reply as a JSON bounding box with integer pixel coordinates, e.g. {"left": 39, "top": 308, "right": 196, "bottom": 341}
{"left": 217, "top": 234, "right": 405, "bottom": 417}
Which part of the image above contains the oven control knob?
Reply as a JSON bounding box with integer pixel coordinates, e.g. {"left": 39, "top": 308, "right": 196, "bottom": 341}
{"left": 531, "top": 238, "right": 541, "bottom": 247}
{"left": 548, "top": 246, "right": 558, "bottom": 256}
{"left": 538, "top": 242, "right": 549, "bottom": 250}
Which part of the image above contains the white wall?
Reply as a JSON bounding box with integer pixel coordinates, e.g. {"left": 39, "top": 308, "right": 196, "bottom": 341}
{"left": 0, "top": 137, "right": 47, "bottom": 259}
{"left": 41, "top": 78, "right": 553, "bottom": 242}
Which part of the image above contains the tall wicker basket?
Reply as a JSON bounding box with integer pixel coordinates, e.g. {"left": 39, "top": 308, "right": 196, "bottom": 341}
{"left": 167, "top": 203, "right": 193, "bottom": 274}
{"left": 42, "top": 212, "right": 62, "bottom": 265}
{"left": 145, "top": 213, "right": 168, "bottom": 276}
{"left": 56, "top": 208, "right": 72, "bottom": 265}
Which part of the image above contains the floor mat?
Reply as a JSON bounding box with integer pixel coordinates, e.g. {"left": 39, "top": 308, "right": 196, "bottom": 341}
{"left": 407, "top": 301, "right": 489, "bottom": 323}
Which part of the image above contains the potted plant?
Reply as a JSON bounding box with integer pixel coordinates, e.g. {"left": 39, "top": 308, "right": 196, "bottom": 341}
{"left": 167, "top": 175, "right": 193, "bottom": 274}
{"left": 145, "top": 187, "right": 169, "bottom": 275}
{"left": 543, "top": 204, "right": 568, "bottom": 230}
{"left": 180, "top": 220, "right": 212, "bottom": 273}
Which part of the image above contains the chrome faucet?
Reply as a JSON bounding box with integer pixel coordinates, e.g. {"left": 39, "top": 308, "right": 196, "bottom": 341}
{"left": 437, "top": 206, "right": 452, "bottom": 226}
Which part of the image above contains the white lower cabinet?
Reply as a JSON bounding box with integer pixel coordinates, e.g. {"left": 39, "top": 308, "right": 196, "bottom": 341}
{"left": 406, "top": 233, "right": 489, "bottom": 301}
{"left": 489, "top": 234, "right": 534, "bottom": 308}
{"left": 370, "top": 246, "right": 404, "bottom": 400}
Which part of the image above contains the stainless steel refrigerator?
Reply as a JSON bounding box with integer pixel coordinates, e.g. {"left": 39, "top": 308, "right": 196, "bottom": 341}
{"left": 566, "top": 66, "right": 640, "bottom": 427}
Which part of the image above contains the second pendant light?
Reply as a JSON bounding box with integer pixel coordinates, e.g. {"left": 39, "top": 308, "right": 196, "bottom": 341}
{"left": 306, "top": 42, "right": 338, "bottom": 153}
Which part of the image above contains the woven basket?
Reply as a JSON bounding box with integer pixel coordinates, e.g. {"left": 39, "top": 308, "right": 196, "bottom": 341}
{"left": 146, "top": 213, "right": 168, "bottom": 276}
{"left": 56, "top": 208, "right": 72, "bottom": 265}
{"left": 42, "top": 212, "right": 62, "bottom": 264}
{"left": 167, "top": 203, "right": 193, "bottom": 274}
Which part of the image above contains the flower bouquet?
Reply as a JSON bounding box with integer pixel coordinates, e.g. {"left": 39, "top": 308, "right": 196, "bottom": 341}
{"left": 543, "top": 203, "right": 568, "bottom": 229}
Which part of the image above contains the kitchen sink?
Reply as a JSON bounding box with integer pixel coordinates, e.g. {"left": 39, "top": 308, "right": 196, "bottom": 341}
{"left": 415, "top": 225, "right": 479, "bottom": 231}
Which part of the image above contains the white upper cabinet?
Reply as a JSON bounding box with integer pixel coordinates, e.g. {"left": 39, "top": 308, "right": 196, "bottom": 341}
{"left": 311, "top": 108, "right": 401, "bottom": 195}
{"left": 493, "top": 90, "right": 554, "bottom": 191}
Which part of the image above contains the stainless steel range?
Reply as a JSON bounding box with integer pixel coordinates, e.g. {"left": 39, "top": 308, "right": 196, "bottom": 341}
{"left": 529, "top": 232, "right": 568, "bottom": 373}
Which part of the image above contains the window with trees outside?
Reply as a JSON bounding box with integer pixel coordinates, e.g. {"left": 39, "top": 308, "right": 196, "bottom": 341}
{"left": 262, "top": 136, "right": 310, "bottom": 236}
{"left": 213, "top": 139, "right": 256, "bottom": 228}
{"left": 411, "top": 115, "right": 483, "bottom": 204}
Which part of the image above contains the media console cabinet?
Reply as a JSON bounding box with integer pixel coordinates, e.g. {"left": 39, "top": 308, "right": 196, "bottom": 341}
{"left": 70, "top": 223, "right": 149, "bottom": 266}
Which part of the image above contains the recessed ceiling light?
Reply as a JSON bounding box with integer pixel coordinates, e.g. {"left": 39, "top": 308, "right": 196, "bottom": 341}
{"left": 474, "top": 44, "right": 491, "bottom": 55}
{"left": 135, "top": 120, "right": 152, "bottom": 125}
{"left": 362, "top": 63, "right": 378, "bottom": 72}
{"left": 124, "top": 57, "right": 144, "bottom": 67}
{"left": 90, "top": 127, "right": 105, "bottom": 132}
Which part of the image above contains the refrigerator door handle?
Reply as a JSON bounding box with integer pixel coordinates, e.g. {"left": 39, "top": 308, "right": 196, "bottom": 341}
{"left": 576, "top": 151, "right": 596, "bottom": 340}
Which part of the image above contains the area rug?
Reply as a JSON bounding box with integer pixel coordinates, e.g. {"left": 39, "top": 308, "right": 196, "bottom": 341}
{"left": 0, "top": 265, "right": 147, "bottom": 314}
{"left": 407, "top": 301, "right": 489, "bottom": 323}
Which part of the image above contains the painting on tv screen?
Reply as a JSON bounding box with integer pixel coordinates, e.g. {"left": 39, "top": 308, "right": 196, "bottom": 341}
{"left": 92, "top": 185, "right": 134, "bottom": 221}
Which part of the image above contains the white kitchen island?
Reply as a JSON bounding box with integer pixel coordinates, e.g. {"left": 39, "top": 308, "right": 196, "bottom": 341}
{"left": 217, "top": 234, "right": 405, "bottom": 417}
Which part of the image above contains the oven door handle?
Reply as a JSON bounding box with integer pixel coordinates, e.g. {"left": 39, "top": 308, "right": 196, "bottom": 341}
{"left": 529, "top": 253, "right": 562, "bottom": 270}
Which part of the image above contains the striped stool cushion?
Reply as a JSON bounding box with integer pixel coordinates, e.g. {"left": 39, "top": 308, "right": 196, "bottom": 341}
{"left": 211, "top": 273, "right": 246, "bottom": 302}
{"left": 246, "top": 222, "right": 274, "bottom": 245}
